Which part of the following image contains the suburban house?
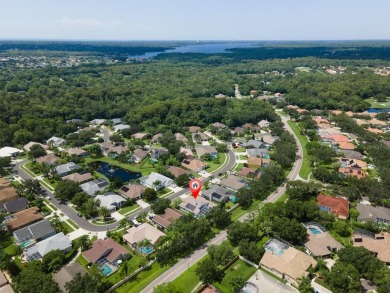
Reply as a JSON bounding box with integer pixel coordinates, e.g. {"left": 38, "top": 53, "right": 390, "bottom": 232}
{"left": 53, "top": 263, "right": 86, "bottom": 293}
{"left": 357, "top": 203, "right": 390, "bottom": 225}
{"left": 46, "top": 136, "right": 66, "bottom": 147}
{"left": 0, "top": 147, "right": 22, "bottom": 158}
{"left": 202, "top": 185, "right": 234, "bottom": 203}
{"left": 195, "top": 146, "right": 217, "bottom": 159}
{"left": 66, "top": 118, "right": 83, "bottom": 124}
{"left": 237, "top": 167, "right": 259, "bottom": 178}
{"left": 3, "top": 207, "right": 43, "bottom": 232}
{"left": 107, "top": 145, "right": 129, "bottom": 158}
{"left": 212, "top": 122, "right": 228, "bottom": 129}
{"left": 112, "top": 118, "right": 122, "bottom": 125}
{"left": 260, "top": 239, "right": 317, "bottom": 287}
{"left": 94, "top": 193, "right": 126, "bottom": 212}
{"left": 193, "top": 132, "right": 209, "bottom": 142}
{"left": 353, "top": 230, "right": 390, "bottom": 264}
{"left": 180, "top": 147, "right": 194, "bottom": 159}
{"left": 320, "top": 134, "right": 350, "bottom": 145}
{"left": 123, "top": 223, "right": 166, "bottom": 248}
{"left": 80, "top": 178, "right": 109, "bottom": 196}
{"left": 340, "top": 150, "right": 364, "bottom": 160}
{"left": 247, "top": 157, "right": 262, "bottom": 169}
{"left": 303, "top": 222, "right": 343, "bottom": 258}
{"left": 152, "top": 208, "right": 184, "bottom": 230}
{"left": 338, "top": 158, "right": 368, "bottom": 179}
{"left": 188, "top": 126, "right": 201, "bottom": 133}
{"left": 141, "top": 172, "right": 174, "bottom": 190}
{"left": 0, "top": 198, "right": 29, "bottom": 214}
{"left": 90, "top": 119, "right": 106, "bottom": 125}
{"left": 62, "top": 172, "right": 93, "bottom": 184}
{"left": 220, "top": 175, "right": 247, "bottom": 191}
{"left": 181, "top": 159, "right": 206, "bottom": 173}
{"left": 317, "top": 193, "right": 349, "bottom": 220}
{"left": 179, "top": 196, "right": 216, "bottom": 218}
{"left": 367, "top": 128, "right": 384, "bottom": 134}
{"left": 100, "top": 142, "right": 115, "bottom": 154}
{"left": 167, "top": 166, "right": 190, "bottom": 178}
{"left": 67, "top": 147, "right": 88, "bottom": 157}
{"left": 258, "top": 120, "right": 270, "bottom": 128}
{"left": 150, "top": 148, "right": 169, "bottom": 162}
{"left": 242, "top": 140, "right": 265, "bottom": 149}
{"left": 0, "top": 178, "right": 18, "bottom": 205}
{"left": 254, "top": 133, "right": 279, "bottom": 146}
{"left": 132, "top": 132, "right": 148, "bottom": 140}
{"left": 55, "top": 162, "right": 81, "bottom": 177}
{"left": 23, "top": 142, "right": 49, "bottom": 152}
{"left": 370, "top": 119, "right": 388, "bottom": 128}
{"left": 338, "top": 141, "right": 356, "bottom": 150}
{"left": 13, "top": 219, "right": 55, "bottom": 246}
{"left": 233, "top": 127, "right": 244, "bottom": 135}
{"left": 150, "top": 133, "right": 163, "bottom": 144}
{"left": 113, "top": 124, "right": 130, "bottom": 132}
{"left": 120, "top": 184, "right": 146, "bottom": 200}
{"left": 25, "top": 232, "right": 72, "bottom": 261}
{"left": 175, "top": 133, "right": 188, "bottom": 143}
{"left": 246, "top": 148, "right": 268, "bottom": 158}
{"left": 132, "top": 148, "right": 148, "bottom": 163}
{"left": 82, "top": 238, "right": 130, "bottom": 266}
{"left": 35, "top": 153, "right": 60, "bottom": 165}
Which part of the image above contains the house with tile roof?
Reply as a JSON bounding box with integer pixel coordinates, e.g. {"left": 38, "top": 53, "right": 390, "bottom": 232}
{"left": 120, "top": 184, "right": 146, "bottom": 200}
{"left": 132, "top": 148, "right": 148, "bottom": 163}
{"left": 35, "top": 153, "right": 60, "bottom": 165}
{"left": 123, "top": 223, "right": 166, "bottom": 247}
{"left": 338, "top": 158, "right": 367, "bottom": 179}
{"left": 357, "top": 203, "right": 390, "bottom": 225}
{"left": 152, "top": 208, "right": 184, "bottom": 230}
{"left": 62, "top": 172, "right": 93, "bottom": 184}
{"left": 0, "top": 178, "right": 18, "bottom": 205}
{"left": 188, "top": 126, "right": 201, "bottom": 133}
{"left": 179, "top": 196, "right": 216, "bottom": 218}
{"left": 247, "top": 157, "right": 262, "bottom": 169}
{"left": 195, "top": 146, "right": 217, "bottom": 158}
{"left": 167, "top": 166, "right": 190, "bottom": 179}
{"left": 23, "top": 142, "right": 49, "bottom": 152}
{"left": 82, "top": 238, "right": 130, "bottom": 265}
{"left": 353, "top": 230, "right": 390, "bottom": 264}
{"left": 54, "top": 263, "right": 86, "bottom": 293}
{"left": 181, "top": 159, "right": 206, "bottom": 173}
{"left": 175, "top": 133, "right": 188, "bottom": 143}
{"left": 317, "top": 194, "right": 349, "bottom": 220}
{"left": 4, "top": 207, "right": 43, "bottom": 232}
{"left": 67, "top": 147, "right": 88, "bottom": 157}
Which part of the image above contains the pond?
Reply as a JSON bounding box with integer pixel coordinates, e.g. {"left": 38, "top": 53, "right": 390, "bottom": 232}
{"left": 90, "top": 161, "right": 141, "bottom": 183}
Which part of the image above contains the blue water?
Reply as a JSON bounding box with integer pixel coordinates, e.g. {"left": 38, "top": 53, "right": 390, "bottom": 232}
{"left": 129, "top": 42, "right": 258, "bottom": 59}
{"left": 309, "top": 227, "right": 322, "bottom": 235}
{"left": 91, "top": 161, "right": 141, "bottom": 182}
{"left": 100, "top": 264, "right": 112, "bottom": 276}
{"left": 367, "top": 108, "right": 390, "bottom": 113}
{"left": 138, "top": 246, "right": 154, "bottom": 254}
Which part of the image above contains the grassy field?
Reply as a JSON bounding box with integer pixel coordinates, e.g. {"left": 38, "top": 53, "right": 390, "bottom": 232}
{"left": 170, "top": 256, "right": 208, "bottom": 292}
{"left": 60, "top": 221, "right": 75, "bottom": 234}
{"left": 366, "top": 97, "right": 390, "bottom": 109}
{"left": 275, "top": 193, "right": 288, "bottom": 203}
{"left": 119, "top": 204, "right": 141, "bottom": 215}
{"left": 213, "top": 259, "right": 257, "bottom": 293}
{"left": 287, "top": 121, "right": 311, "bottom": 180}
{"left": 230, "top": 199, "right": 262, "bottom": 221}
{"left": 206, "top": 153, "right": 227, "bottom": 173}
{"left": 67, "top": 219, "right": 79, "bottom": 229}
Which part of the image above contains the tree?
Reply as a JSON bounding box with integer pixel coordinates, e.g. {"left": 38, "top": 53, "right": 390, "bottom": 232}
{"left": 229, "top": 275, "right": 246, "bottom": 293}
{"left": 65, "top": 273, "right": 99, "bottom": 293}
{"left": 325, "top": 262, "right": 361, "bottom": 293}
{"left": 54, "top": 180, "right": 82, "bottom": 202}
{"left": 153, "top": 283, "right": 182, "bottom": 293}
{"left": 270, "top": 217, "right": 307, "bottom": 245}
{"left": 152, "top": 198, "right": 171, "bottom": 214}
{"left": 208, "top": 243, "right": 234, "bottom": 266}
{"left": 239, "top": 239, "right": 263, "bottom": 263}
{"left": 152, "top": 180, "right": 162, "bottom": 190}
{"left": 227, "top": 222, "right": 258, "bottom": 246}
{"left": 99, "top": 207, "right": 110, "bottom": 220}
{"left": 298, "top": 276, "right": 314, "bottom": 293}
{"left": 143, "top": 188, "right": 158, "bottom": 203}
{"left": 175, "top": 173, "right": 189, "bottom": 187}
{"left": 28, "top": 144, "right": 46, "bottom": 159}
{"left": 235, "top": 188, "right": 253, "bottom": 209}
{"left": 206, "top": 206, "right": 231, "bottom": 229}
{"left": 0, "top": 157, "right": 11, "bottom": 173}
{"left": 286, "top": 180, "right": 319, "bottom": 201}
{"left": 17, "top": 179, "right": 41, "bottom": 200}
{"left": 110, "top": 133, "right": 124, "bottom": 145}
{"left": 332, "top": 221, "right": 351, "bottom": 237}
{"left": 41, "top": 250, "right": 64, "bottom": 273}
{"left": 88, "top": 144, "right": 102, "bottom": 158}
{"left": 215, "top": 143, "right": 228, "bottom": 153}
{"left": 195, "top": 258, "right": 220, "bottom": 284}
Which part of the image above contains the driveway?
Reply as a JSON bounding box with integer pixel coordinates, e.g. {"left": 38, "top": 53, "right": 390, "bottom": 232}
{"left": 243, "top": 270, "right": 297, "bottom": 293}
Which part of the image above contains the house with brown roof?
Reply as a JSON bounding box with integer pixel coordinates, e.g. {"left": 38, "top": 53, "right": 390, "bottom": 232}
{"left": 317, "top": 194, "right": 349, "bottom": 220}
{"left": 367, "top": 127, "right": 384, "bottom": 134}
{"left": 4, "top": 207, "right": 43, "bottom": 232}
{"left": 53, "top": 263, "right": 86, "bottom": 293}
{"left": 23, "top": 142, "right": 49, "bottom": 152}
{"left": 338, "top": 141, "right": 356, "bottom": 150}
{"left": 123, "top": 223, "right": 166, "bottom": 248}
{"left": 194, "top": 132, "right": 209, "bottom": 142}
{"left": 370, "top": 119, "right": 388, "bottom": 128}
{"left": 0, "top": 270, "right": 14, "bottom": 293}
{"left": 353, "top": 231, "right": 390, "bottom": 264}
{"left": 0, "top": 178, "right": 18, "bottom": 205}
{"left": 260, "top": 239, "right": 317, "bottom": 287}
{"left": 247, "top": 157, "right": 262, "bottom": 169}
{"left": 237, "top": 167, "right": 257, "bottom": 178}
{"left": 174, "top": 133, "right": 188, "bottom": 143}
{"left": 132, "top": 149, "right": 148, "bottom": 163}
{"left": 62, "top": 172, "right": 93, "bottom": 184}
{"left": 220, "top": 175, "right": 247, "bottom": 191}
{"left": 357, "top": 203, "right": 390, "bottom": 225}
{"left": 195, "top": 146, "right": 217, "bottom": 158}
{"left": 82, "top": 238, "right": 130, "bottom": 265}
{"left": 67, "top": 147, "right": 88, "bottom": 157}
{"left": 120, "top": 184, "right": 146, "bottom": 200}
{"left": 188, "top": 126, "right": 201, "bottom": 133}
{"left": 108, "top": 145, "right": 128, "bottom": 158}
{"left": 180, "top": 147, "right": 194, "bottom": 159}
{"left": 167, "top": 166, "right": 190, "bottom": 178}
{"left": 212, "top": 122, "right": 227, "bottom": 129}
{"left": 181, "top": 159, "right": 206, "bottom": 173}
{"left": 233, "top": 127, "right": 244, "bottom": 135}
{"left": 132, "top": 132, "right": 148, "bottom": 140}
{"left": 152, "top": 208, "right": 184, "bottom": 230}
{"left": 35, "top": 153, "right": 60, "bottom": 165}
{"left": 150, "top": 133, "right": 163, "bottom": 144}
{"left": 303, "top": 223, "right": 343, "bottom": 258}
{"left": 100, "top": 141, "right": 114, "bottom": 153}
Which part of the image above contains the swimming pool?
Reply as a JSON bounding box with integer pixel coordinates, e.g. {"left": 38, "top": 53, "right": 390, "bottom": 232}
{"left": 138, "top": 246, "right": 153, "bottom": 254}
{"left": 20, "top": 239, "right": 35, "bottom": 249}
{"left": 309, "top": 227, "right": 322, "bottom": 235}
{"left": 100, "top": 264, "right": 113, "bottom": 276}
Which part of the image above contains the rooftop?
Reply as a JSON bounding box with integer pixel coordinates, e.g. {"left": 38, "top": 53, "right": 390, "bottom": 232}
{"left": 123, "top": 223, "right": 166, "bottom": 245}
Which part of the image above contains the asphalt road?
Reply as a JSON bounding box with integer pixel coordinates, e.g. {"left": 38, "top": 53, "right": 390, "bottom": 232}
{"left": 14, "top": 149, "right": 236, "bottom": 232}
{"left": 141, "top": 114, "right": 303, "bottom": 292}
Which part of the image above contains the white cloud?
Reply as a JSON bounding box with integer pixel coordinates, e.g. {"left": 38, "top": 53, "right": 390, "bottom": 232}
{"left": 55, "top": 17, "right": 120, "bottom": 29}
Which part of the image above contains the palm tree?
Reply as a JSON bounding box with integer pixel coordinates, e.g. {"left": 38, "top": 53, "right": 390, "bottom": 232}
{"left": 78, "top": 235, "right": 91, "bottom": 251}
{"left": 152, "top": 180, "right": 162, "bottom": 190}
{"left": 50, "top": 216, "right": 63, "bottom": 233}
{"left": 99, "top": 207, "right": 110, "bottom": 220}
{"left": 119, "top": 218, "right": 129, "bottom": 230}
{"left": 297, "top": 276, "right": 314, "bottom": 293}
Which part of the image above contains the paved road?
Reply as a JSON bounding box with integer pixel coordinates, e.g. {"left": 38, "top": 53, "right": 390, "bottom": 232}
{"left": 141, "top": 114, "right": 303, "bottom": 292}
{"left": 14, "top": 149, "right": 236, "bottom": 232}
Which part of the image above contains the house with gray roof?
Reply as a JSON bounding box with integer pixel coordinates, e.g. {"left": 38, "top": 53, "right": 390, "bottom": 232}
{"left": 179, "top": 196, "right": 216, "bottom": 218}
{"left": 1, "top": 198, "right": 29, "bottom": 214}
{"left": 242, "top": 140, "right": 265, "bottom": 149}
{"left": 13, "top": 219, "right": 55, "bottom": 246}
{"left": 132, "top": 149, "right": 148, "bottom": 163}
{"left": 246, "top": 148, "right": 269, "bottom": 157}
{"left": 151, "top": 148, "right": 169, "bottom": 162}
{"left": 357, "top": 203, "right": 390, "bottom": 225}
{"left": 54, "top": 263, "right": 86, "bottom": 293}
{"left": 220, "top": 175, "right": 247, "bottom": 191}
{"left": 113, "top": 124, "right": 130, "bottom": 132}
{"left": 202, "top": 185, "right": 234, "bottom": 203}
{"left": 112, "top": 118, "right": 122, "bottom": 125}
{"left": 141, "top": 172, "right": 174, "bottom": 190}
{"left": 195, "top": 146, "right": 217, "bottom": 158}
{"left": 80, "top": 178, "right": 109, "bottom": 196}
{"left": 95, "top": 193, "right": 126, "bottom": 213}
{"left": 55, "top": 162, "right": 81, "bottom": 177}
{"left": 90, "top": 119, "right": 106, "bottom": 125}
{"left": 46, "top": 136, "right": 66, "bottom": 147}
{"left": 25, "top": 232, "right": 72, "bottom": 261}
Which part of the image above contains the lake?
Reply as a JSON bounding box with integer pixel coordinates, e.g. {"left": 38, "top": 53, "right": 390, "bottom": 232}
{"left": 367, "top": 108, "right": 390, "bottom": 113}
{"left": 128, "top": 42, "right": 258, "bottom": 59}
{"left": 91, "top": 161, "right": 141, "bottom": 182}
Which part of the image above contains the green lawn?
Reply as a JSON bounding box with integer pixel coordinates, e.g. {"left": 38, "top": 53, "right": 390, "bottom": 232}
{"left": 43, "top": 199, "right": 57, "bottom": 211}
{"left": 105, "top": 253, "right": 147, "bottom": 284}
{"left": 4, "top": 243, "right": 19, "bottom": 256}
{"left": 366, "top": 97, "right": 390, "bottom": 109}
{"left": 85, "top": 157, "right": 156, "bottom": 176}
{"left": 60, "top": 221, "right": 75, "bottom": 234}
{"left": 232, "top": 163, "right": 244, "bottom": 172}
{"left": 76, "top": 254, "right": 89, "bottom": 269}
{"left": 287, "top": 121, "right": 311, "bottom": 180}
{"left": 116, "top": 262, "right": 169, "bottom": 293}
{"left": 230, "top": 199, "right": 262, "bottom": 222}
{"left": 170, "top": 256, "right": 208, "bottom": 292}
{"left": 275, "top": 193, "right": 288, "bottom": 203}
{"left": 213, "top": 259, "right": 257, "bottom": 293}
{"left": 67, "top": 219, "right": 79, "bottom": 229}
{"left": 119, "top": 204, "right": 141, "bottom": 215}
{"left": 24, "top": 161, "right": 42, "bottom": 175}
{"left": 42, "top": 178, "right": 58, "bottom": 189}
{"left": 206, "top": 153, "right": 227, "bottom": 173}
{"left": 20, "top": 162, "right": 38, "bottom": 177}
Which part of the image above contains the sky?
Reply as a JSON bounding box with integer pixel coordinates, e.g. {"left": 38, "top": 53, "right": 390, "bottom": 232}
{"left": 1, "top": 0, "right": 390, "bottom": 41}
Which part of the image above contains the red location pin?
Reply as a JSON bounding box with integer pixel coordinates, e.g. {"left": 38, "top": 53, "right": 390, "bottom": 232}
{"left": 189, "top": 179, "right": 202, "bottom": 199}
